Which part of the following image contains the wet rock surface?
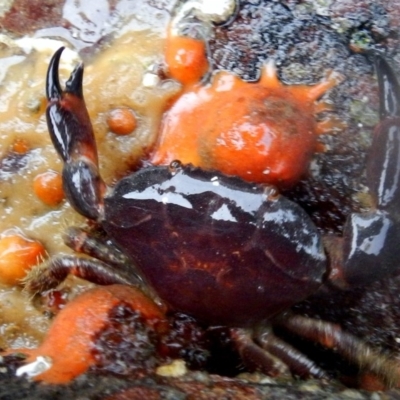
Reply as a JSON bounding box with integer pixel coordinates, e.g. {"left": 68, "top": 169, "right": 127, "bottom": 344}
{"left": 0, "top": 355, "right": 395, "bottom": 400}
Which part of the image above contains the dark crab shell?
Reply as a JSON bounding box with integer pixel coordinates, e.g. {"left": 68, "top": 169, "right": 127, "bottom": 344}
{"left": 103, "top": 164, "right": 327, "bottom": 326}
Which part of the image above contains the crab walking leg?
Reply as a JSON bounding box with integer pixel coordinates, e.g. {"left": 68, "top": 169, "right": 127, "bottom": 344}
{"left": 230, "top": 328, "right": 290, "bottom": 377}
{"left": 23, "top": 255, "right": 139, "bottom": 294}
{"left": 231, "top": 326, "right": 328, "bottom": 379}
{"left": 63, "top": 226, "right": 134, "bottom": 270}
{"left": 276, "top": 313, "right": 400, "bottom": 387}
{"left": 254, "top": 326, "right": 328, "bottom": 379}
{"left": 63, "top": 226, "right": 145, "bottom": 283}
{"left": 230, "top": 326, "right": 328, "bottom": 379}
{"left": 46, "top": 47, "right": 106, "bottom": 220}
{"left": 327, "top": 55, "right": 400, "bottom": 287}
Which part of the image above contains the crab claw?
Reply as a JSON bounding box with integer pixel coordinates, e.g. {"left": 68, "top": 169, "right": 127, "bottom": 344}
{"left": 367, "top": 55, "right": 400, "bottom": 211}
{"left": 46, "top": 47, "right": 94, "bottom": 164}
{"left": 335, "top": 55, "right": 400, "bottom": 286}
{"left": 46, "top": 47, "right": 106, "bottom": 220}
{"left": 375, "top": 54, "right": 400, "bottom": 119}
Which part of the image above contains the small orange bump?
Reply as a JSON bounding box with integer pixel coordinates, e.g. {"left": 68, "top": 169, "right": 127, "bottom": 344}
{"left": 33, "top": 170, "right": 64, "bottom": 206}
{"left": 165, "top": 34, "right": 209, "bottom": 86}
{"left": 12, "top": 138, "right": 29, "bottom": 154}
{"left": 106, "top": 108, "right": 137, "bottom": 135}
{"left": 6, "top": 285, "right": 167, "bottom": 384}
{"left": 0, "top": 233, "right": 47, "bottom": 286}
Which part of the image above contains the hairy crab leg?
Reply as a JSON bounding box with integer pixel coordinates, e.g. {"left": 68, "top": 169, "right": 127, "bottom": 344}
{"left": 231, "top": 326, "right": 328, "bottom": 379}
{"left": 275, "top": 312, "right": 400, "bottom": 387}
{"left": 254, "top": 326, "right": 328, "bottom": 379}
{"left": 63, "top": 226, "right": 145, "bottom": 284}
{"left": 230, "top": 328, "right": 290, "bottom": 377}
{"left": 46, "top": 47, "right": 106, "bottom": 220}
{"left": 63, "top": 226, "right": 134, "bottom": 269}
{"left": 23, "top": 255, "right": 136, "bottom": 294}
{"left": 24, "top": 228, "right": 146, "bottom": 294}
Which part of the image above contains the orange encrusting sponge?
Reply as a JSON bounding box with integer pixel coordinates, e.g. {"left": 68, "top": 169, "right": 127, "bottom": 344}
{"left": 7, "top": 285, "right": 167, "bottom": 384}
{"left": 0, "top": 233, "right": 46, "bottom": 286}
{"left": 152, "top": 56, "right": 342, "bottom": 188}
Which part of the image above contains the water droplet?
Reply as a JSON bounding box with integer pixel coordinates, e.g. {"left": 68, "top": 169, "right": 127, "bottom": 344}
{"left": 263, "top": 185, "right": 280, "bottom": 201}
{"left": 169, "top": 160, "right": 182, "bottom": 175}
{"left": 263, "top": 168, "right": 271, "bottom": 175}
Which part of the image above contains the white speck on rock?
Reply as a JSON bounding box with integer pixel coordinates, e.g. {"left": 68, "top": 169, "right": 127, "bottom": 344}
{"left": 16, "top": 356, "right": 52, "bottom": 379}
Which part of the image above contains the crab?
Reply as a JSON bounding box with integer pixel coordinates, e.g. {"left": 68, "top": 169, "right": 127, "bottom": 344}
{"left": 21, "top": 3, "right": 400, "bottom": 388}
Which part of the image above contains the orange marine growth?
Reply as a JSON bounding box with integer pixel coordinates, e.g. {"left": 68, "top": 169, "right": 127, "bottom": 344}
{"left": 0, "top": 233, "right": 46, "bottom": 286}
{"left": 10, "top": 285, "right": 167, "bottom": 384}
{"left": 164, "top": 30, "right": 209, "bottom": 86}
{"left": 33, "top": 170, "right": 65, "bottom": 206}
{"left": 151, "top": 55, "right": 342, "bottom": 187}
{"left": 106, "top": 108, "right": 137, "bottom": 136}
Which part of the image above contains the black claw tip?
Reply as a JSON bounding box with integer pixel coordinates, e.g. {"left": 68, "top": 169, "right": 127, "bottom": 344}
{"left": 46, "top": 47, "right": 65, "bottom": 100}
{"left": 65, "top": 62, "right": 84, "bottom": 98}
{"left": 375, "top": 54, "right": 400, "bottom": 119}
